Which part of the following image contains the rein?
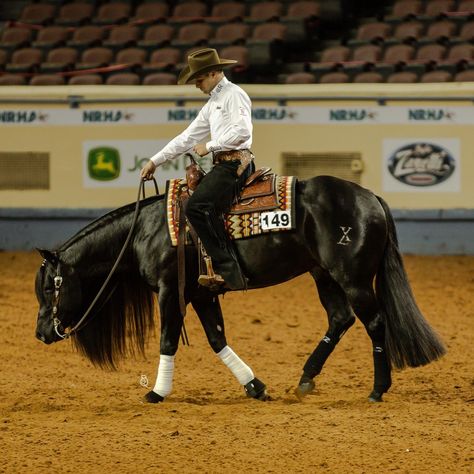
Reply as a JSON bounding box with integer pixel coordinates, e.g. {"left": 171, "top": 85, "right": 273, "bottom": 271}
{"left": 53, "top": 178, "right": 158, "bottom": 340}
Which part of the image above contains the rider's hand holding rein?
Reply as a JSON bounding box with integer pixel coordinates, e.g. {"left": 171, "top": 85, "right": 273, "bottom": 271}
{"left": 141, "top": 160, "right": 156, "bottom": 181}
{"left": 141, "top": 143, "right": 207, "bottom": 180}
{"left": 193, "top": 143, "right": 208, "bottom": 157}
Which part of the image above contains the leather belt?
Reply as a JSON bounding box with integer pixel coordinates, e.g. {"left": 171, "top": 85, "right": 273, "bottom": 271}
{"left": 213, "top": 149, "right": 254, "bottom": 176}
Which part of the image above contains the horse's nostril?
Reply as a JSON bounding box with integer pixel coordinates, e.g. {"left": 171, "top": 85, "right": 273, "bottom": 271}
{"left": 36, "top": 331, "right": 46, "bottom": 342}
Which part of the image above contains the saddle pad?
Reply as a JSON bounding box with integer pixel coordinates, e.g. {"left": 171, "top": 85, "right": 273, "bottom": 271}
{"left": 165, "top": 175, "right": 296, "bottom": 246}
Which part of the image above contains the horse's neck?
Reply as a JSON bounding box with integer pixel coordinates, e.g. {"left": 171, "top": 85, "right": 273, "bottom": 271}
{"left": 61, "top": 209, "right": 135, "bottom": 276}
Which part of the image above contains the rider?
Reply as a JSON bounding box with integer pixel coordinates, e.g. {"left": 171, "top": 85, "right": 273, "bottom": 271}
{"left": 140, "top": 48, "right": 255, "bottom": 291}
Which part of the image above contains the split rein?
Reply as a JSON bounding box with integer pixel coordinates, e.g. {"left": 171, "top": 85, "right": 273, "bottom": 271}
{"left": 52, "top": 178, "right": 166, "bottom": 341}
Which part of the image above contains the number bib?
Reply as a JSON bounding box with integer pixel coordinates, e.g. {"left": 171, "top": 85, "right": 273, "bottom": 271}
{"left": 260, "top": 210, "right": 292, "bottom": 230}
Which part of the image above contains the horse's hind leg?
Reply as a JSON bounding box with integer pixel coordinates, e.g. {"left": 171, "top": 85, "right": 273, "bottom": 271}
{"left": 191, "top": 292, "right": 269, "bottom": 401}
{"left": 341, "top": 282, "right": 392, "bottom": 402}
{"left": 296, "top": 272, "right": 355, "bottom": 399}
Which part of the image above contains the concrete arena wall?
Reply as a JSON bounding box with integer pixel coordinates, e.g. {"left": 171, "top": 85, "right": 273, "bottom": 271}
{"left": 0, "top": 83, "right": 473, "bottom": 253}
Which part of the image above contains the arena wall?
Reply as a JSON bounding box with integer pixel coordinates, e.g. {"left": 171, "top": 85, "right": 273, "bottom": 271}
{"left": 0, "top": 83, "right": 473, "bottom": 253}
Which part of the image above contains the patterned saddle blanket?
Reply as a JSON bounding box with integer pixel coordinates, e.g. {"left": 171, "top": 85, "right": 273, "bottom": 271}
{"left": 165, "top": 171, "right": 296, "bottom": 246}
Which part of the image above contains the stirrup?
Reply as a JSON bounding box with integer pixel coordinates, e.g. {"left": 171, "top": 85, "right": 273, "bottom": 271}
{"left": 198, "top": 273, "right": 225, "bottom": 288}
{"left": 198, "top": 255, "right": 225, "bottom": 288}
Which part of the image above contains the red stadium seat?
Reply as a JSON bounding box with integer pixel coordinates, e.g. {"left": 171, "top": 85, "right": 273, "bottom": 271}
{"left": 92, "top": 3, "right": 131, "bottom": 25}
{"left": 420, "top": 70, "right": 452, "bottom": 82}
{"left": 210, "top": 2, "right": 246, "bottom": 21}
{"left": 68, "top": 26, "right": 106, "bottom": 48}
{"left": 0, "top": 28, "right": 33, "bottom": 49}
{"left": 454, "top": 69, "right": 474, "bottom": 81}
{"left": 214, "top": 23, "right": 250, "bottom": 45}
{"left": 387, "top": 71, "right": 419, "bottom": 82}
{"left": 249, "top": 2, "right": 284, "bottom": 21}
{"left": 143, "top": 72, "right": 177, "bottom": 85}
{"left": 106, "top": 73, "right": 141, "bottom": 85}
{"left": 319, "top": 71, "right": 350, "bottom": 83}
{"left": 393, "top": 22, "right": 425, "bottom": 42}
{"left": 69, "top": 74, "right": 103, "bottom": 85}
{"left": 30, "top": 74, "right": 66, "bottom": 85}
{"left": 19, "top": 3, "right": 56, "bottom": 25}
{"left": 353, "top": 71, "right": 384, "bottom": 83}
{"left": 424, "top": 0, "right": 455, "bottom": 17}
{"left": 391, "top": 1, "right": 423, "bottom": 19}
{"left": 139, "top": 25, "right": 175, "bottom": 48}
{"left": 133, "top": 2, "right": 169, "bottom": 23}
{"left": 115, "top": 48, "right": 147, "bottom": 65}
{"left": 56, "top": 3, "right": 94, "bottom": 26}
{"left": 286, "top": 1, "right": 321, "bottom": 19}
{"left": 285, "top": 72, "right": 316, "bottom": 83}
{"left": 0, "top": 74, "right": 27, "bottom": 85}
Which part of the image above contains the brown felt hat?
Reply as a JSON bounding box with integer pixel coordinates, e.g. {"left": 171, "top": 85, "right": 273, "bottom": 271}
{"left": 177, "top": 48, "right": 237, "bottom": 85}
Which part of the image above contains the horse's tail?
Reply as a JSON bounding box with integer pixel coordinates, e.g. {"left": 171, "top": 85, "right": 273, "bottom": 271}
{"left": 375, "top": 196, "right": 446, "bottom": 369}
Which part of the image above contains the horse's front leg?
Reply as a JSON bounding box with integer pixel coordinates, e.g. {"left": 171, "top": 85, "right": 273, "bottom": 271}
{"left": 192, "top": 292, "right": 269, "bottom": 401}
{"left": 145, "top": 287, "right": 183, "bottom": 404}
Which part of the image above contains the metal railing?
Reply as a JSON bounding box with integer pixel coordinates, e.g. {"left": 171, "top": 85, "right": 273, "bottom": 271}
{"left": 0, "top": 94, "right": 473, "bottom": 108}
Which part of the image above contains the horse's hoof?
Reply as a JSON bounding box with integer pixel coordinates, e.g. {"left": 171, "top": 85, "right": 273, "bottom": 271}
{"left": 368, "top": 391, "right": 384, "bottom": 402}
{"left": 294, "top": 380, "right": 316, "bottom": 401}
{"left": 244, "top": 377, "right": 269, "bottom": 401}
{"left": 144, "top": 391, "right": 164, "bottom": 403}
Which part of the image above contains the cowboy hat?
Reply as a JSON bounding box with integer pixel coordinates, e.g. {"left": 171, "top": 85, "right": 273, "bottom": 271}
{"left": 177, "top": 48, "right": 237, "bottom": 85}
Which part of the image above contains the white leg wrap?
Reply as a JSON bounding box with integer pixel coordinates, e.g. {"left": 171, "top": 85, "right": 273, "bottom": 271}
{"left": 217, "top": 346, "right": 254, "bottom": 386}
{"left": 153, "top": 354, "right": 175, "bottom": 398}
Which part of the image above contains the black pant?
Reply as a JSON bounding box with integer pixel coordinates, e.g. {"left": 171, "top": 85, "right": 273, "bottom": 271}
{"left": 185, "top": 159, "right": 255, "bottom": 288}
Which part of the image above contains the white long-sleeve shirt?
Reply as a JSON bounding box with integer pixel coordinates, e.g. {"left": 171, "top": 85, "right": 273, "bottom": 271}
{"left": 150, "top": 76, "right": 252, "bottom": 166}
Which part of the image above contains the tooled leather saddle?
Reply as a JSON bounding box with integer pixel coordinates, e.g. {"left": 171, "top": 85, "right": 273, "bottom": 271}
{"left": 183, "top": 161, "right": 278, "bottom": 214}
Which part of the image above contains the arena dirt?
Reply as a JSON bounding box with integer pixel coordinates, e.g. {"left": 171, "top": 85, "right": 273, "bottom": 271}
{"left": 0, "top": 251, "right": 472, "bottom": 473}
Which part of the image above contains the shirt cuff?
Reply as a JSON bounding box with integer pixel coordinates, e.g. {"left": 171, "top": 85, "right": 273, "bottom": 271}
{"left": 206, "top": 140, "right": 221, "bottom": 152}
{"left": 150, "top": 152, "right": 166, "bottom": 166}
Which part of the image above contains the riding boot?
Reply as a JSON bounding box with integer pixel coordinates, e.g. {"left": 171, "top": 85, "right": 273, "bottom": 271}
{"left": 185, "top": 159, "right": 254, "bottom": 292}
{"left": 213, "top": 257, "right": 248, "bottom": 290}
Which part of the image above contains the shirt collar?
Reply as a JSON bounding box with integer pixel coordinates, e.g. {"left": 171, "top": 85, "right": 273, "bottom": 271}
{"left": 210, "top": 76, "right": 229, "bottom": 97}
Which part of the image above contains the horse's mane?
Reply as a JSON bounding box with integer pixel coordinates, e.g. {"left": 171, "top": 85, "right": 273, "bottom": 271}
{"left": 59, "top": 194, "right": 165, "bottom": 251}
{"left": 71, "top": 272, "right": 157, "bottom": 369}
{"left": 61, "top": 194, "right": 164, "bottom": 368}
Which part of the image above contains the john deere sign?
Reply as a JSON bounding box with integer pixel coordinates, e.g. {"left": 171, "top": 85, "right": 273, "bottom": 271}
{"left": 83, "top": 140, "right": 184, "bottom": 188}
{"left": 88, "top": 147, "right": 121, "bottom": 181}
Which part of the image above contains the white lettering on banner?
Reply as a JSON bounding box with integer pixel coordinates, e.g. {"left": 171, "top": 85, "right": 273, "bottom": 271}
{"left": 0, "top": 106, "right": 473, "bottom": 125}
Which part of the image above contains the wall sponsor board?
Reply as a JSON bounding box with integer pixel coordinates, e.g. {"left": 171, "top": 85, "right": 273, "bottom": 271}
{"left": 83, "top": 140, "right": 201, "bottom": 188}
{"left": 2, "top": 106, "right": 474, "bottom": 125}
{"left": 382, "top": 139, "right": 460, "bottom": 192}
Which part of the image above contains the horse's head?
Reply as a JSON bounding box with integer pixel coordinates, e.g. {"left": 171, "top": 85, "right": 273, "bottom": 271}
{"left": 35, "top": 249, "right": 82, "bottom": 344}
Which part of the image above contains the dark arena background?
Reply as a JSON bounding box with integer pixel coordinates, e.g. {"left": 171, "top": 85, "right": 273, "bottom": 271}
{"left": 0, "top": 0, "right": 473, "bottom": 472}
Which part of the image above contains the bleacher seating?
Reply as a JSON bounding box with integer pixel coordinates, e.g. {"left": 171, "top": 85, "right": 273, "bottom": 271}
{"left": 0, "top": 0, "right": 473, "bottom": 85}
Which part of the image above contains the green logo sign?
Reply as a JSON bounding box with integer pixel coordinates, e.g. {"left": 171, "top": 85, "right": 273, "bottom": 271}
{"left": 88, "top": 147, "right": 120, "bottom": 181}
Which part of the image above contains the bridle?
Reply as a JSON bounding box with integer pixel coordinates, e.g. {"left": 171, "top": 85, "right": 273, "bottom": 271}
{"left": 49, "top": 178, "right": 158, "bottom": 340}
{"left": 51, "top": 263, "right": 65, "bottom": 339}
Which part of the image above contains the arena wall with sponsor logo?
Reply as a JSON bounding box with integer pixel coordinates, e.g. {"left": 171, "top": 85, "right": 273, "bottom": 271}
{"left": 0, "top": 83, "right": 473, "bottom": 253}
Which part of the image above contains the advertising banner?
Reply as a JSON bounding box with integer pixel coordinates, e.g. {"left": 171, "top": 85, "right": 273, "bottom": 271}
{"left": 382, "top": 138, "right": 460, "bottom": 192}
{"left": 2, "top": 105, "right": 474, "bottom": 126}
{"left": 83, "top": 140, "right": 208, "bottom": 189}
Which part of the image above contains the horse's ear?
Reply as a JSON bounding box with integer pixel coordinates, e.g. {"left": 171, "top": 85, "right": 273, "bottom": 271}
{"left": 36, "top": 248, "right": 58, "bottom": 264}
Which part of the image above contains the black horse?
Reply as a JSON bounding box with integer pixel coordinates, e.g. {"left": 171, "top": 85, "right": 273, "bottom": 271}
{"left": 35, "top": 175, "right": 445, "bottom": 404}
